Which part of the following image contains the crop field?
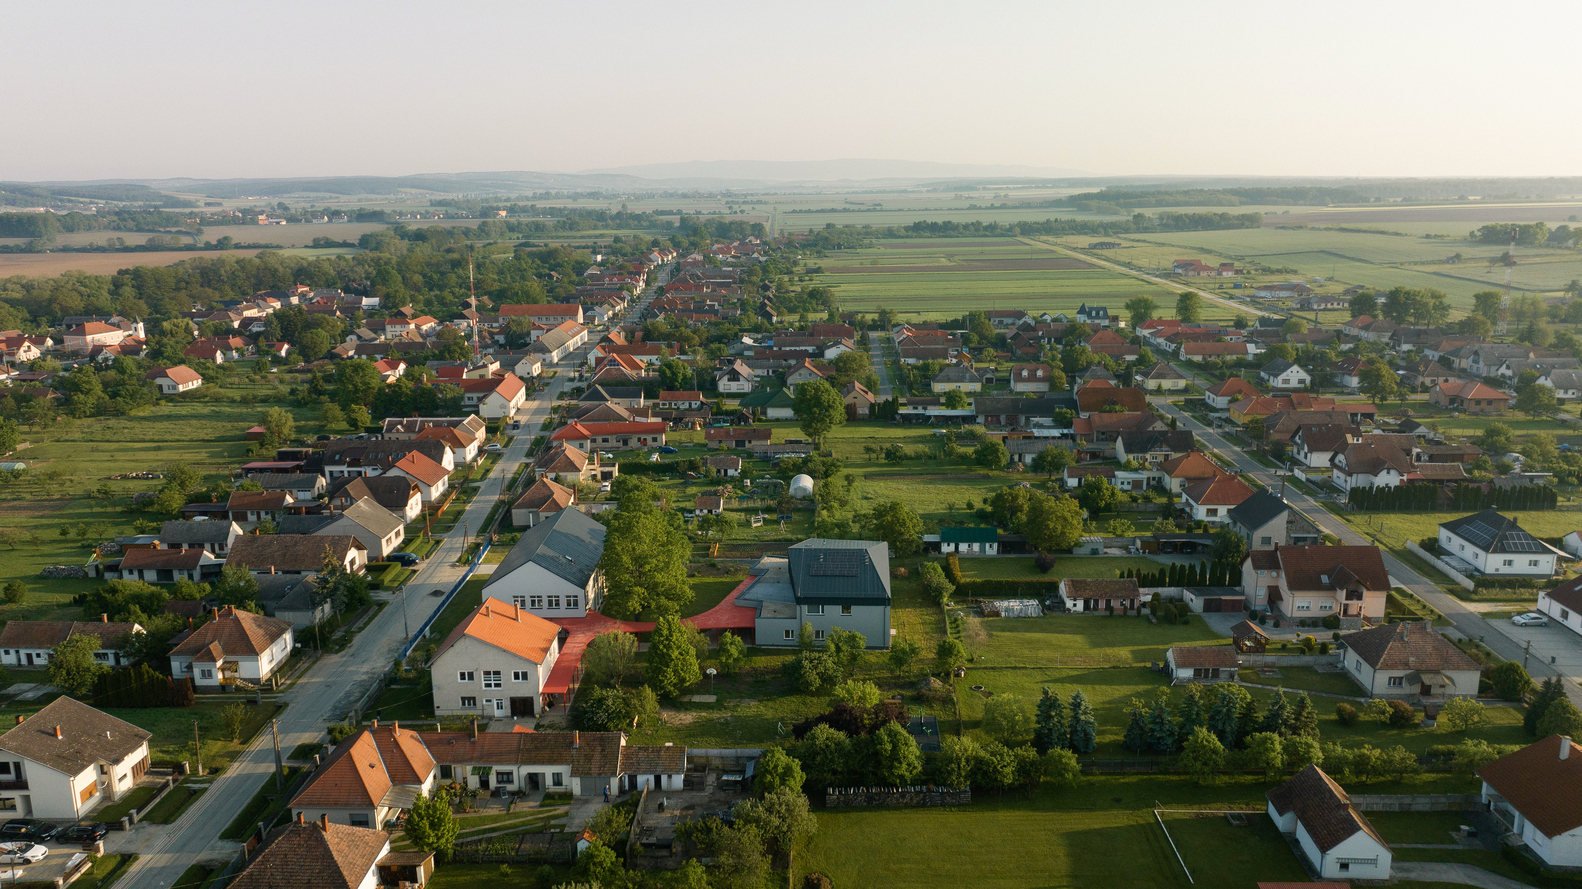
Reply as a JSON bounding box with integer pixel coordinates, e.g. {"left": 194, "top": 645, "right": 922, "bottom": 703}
{"left": 814, "top": 238, "right": 1175, "bottom": 320}
{"left": 0, "top": 250, "right": 267, "bottom": 277}
{"left": 1273, "top": 201, "right": 1582, "bottom": 227}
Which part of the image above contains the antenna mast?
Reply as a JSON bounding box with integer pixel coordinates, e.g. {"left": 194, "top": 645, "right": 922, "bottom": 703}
{"left": 468, "top": 247, "right": 480, "bottom": 359}
{"left": 1497, "top": 226, "right": 1517, "bottom": 335}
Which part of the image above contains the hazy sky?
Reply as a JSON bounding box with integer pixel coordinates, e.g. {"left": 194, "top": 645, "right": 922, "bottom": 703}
{"left": 6, "top": 0, "right": 1580, "bottom": 182}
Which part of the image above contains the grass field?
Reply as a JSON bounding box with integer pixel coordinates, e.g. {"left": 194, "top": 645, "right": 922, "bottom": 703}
{"left": 0, "top": 249, "right": 268, "bottom": 276}
{"left": 0, "top": 698, "right": 285, "bottom": 776}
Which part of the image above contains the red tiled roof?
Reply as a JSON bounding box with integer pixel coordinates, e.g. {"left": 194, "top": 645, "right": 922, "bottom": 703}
{"left": 390, "top": 451, "right": 449, "bottom": 487}
{"left": 436, "top": 598, "right": 559, "bottom": 666}
{"left": 1476, "top": 735, "right": 1582, "bottom": 838}
{"left": 1182, "top": 474, "right": 1255, "bottom": 507}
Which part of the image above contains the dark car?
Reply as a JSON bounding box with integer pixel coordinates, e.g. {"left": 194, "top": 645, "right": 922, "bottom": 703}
{"left": 59, "top": 822, "right": 107, "bottom": 844}
{"left": 0, "top": 820, "right": 57, "bottom": 842}
{"left": 658, "top": 446, "right": 679, "bottom": 454}
{"left": 390, "top": 552, "right": 420, "bottom": 567}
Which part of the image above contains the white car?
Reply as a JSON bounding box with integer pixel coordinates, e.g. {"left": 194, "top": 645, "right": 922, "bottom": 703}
{"left": 484, "top": 443, "right": 504, "bottom": 453}
{"left": 0, "top": 843, "right": 47, "bottom": 864}
{"left": 1511, "top": 612, "right": 1549, "bottom": 627}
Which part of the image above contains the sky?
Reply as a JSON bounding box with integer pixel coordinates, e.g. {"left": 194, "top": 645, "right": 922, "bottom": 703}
{"left": 5, "top": 0, "right": 1581, "bottom": 182}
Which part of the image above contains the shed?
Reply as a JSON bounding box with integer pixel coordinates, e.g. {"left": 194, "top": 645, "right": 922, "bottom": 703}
{"left": 941, "top": 526, "right": 998, "bottom": 556}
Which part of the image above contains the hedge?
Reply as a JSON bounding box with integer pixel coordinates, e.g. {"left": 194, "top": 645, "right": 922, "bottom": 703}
{"left": 1501, "top": 845, "right": 1582, "bottom": 887}
{"left": 955, "top": 578, "right": 1062, "bottom": 597}
{"left": 367, "top": 562, "right": 407, "bottom": 589}
{"left": 1473, "top": 577, "right": 1547, "bottom": 591}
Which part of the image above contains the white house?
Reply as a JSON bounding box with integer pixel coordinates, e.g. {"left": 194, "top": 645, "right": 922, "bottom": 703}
{"left": 111, "top": 547, "right": 223, "bottom": 584}
{"left": 1058, "top": 578, "right": 1142, "bottom": 614}
{"left": 289, "top": 728, "right": 435, "bottom": 830}
{"left": 168, "top": 606, "right": 294, "bottom": 690}
{"left": 1267, "top": 765, "right": 1392, "bottom": 880}
{"left": 1540, "top": 369, "right": 1582, "bottom": 402}
{"left": 1537, "top": 576, "right": 1582, "bottom": 640}
{"left": 715, "top": 360, "right": 757, "bottom": 394}
{"left": 0, "top": 697, "right": 152, "bottom": 820}
{"left": 457, "top": 373, "right": 527, "bottom": 420}
{"left": 430, "top": 598, "right": 561, "bottom": 719}
{"left": 1330, "top": 438, "right": 1410, "bottom": 493}
{"left": 940, "top": 527, "right": 997, "bottom": 555}
{"left": 159, "top": 520, "right": 242, "bottom": 557}
{"left": 1438, "top": 509, "right": 1559, "bottom": 578}
{"left": 386, "top": 451, "right": 451, "bottom": 504}
{"left": 1241, "top": 545, "right": 1390, "bottom": 622}
{"left": 1181, "top": 474, "right": 1255, "bottom": 524}
{"left": 1478, "top": 735, "right": 1582, "bottom": 867}
{"left": 0, "top": 619, "right": 144, "bottom": 669}
{"left": 1290, "top": 424, "right": 1355, "bottom": 470}
{"left": 1339, "top": 621, "right": 1480, "bottom": 699}
{"left": 1164, "top": 645, "right": 1239, "bottom": 683}
{"left": 144, "top": 365, "right": 203, "bottom": 394}
{"left": 1259, "top": 359, "right": 1311, "bottom": 390}
{"left": 314, "top": 499, "right": 406, "bottom": 560}
{"left": 481, "top": 509, "right": 606, "bottom": 621}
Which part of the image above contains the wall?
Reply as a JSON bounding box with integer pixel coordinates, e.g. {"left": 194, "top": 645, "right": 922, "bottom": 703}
{"left": 1407, "top": 541, "right": 1475, "bottom": 591}
{"left": 1237, "top": 653, "right": 1343, "bottom": 667}
{"left": 826, "top": 786, "right": 970, "bottom": 808}
{"left": 1348, "top": 793, "right": 1480, "bottom": 812}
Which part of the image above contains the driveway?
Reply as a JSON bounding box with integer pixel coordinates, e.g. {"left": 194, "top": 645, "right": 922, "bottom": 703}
{"left": 1390, "top": 861, "right": 1537, "bottom": 889}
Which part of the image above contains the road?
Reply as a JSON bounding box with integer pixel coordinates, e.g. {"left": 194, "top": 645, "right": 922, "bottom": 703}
{"left": 868, "top": 332, "right": 894, "bottom": 399}
{"left": 115, "top": 268, "right": 671, "bottom": 888}
{"left": 1024, "top": 238, "right": 1276, "bottom": 319}
{"left": 1152, "top": 361, "right": 1582, "bottom": 707}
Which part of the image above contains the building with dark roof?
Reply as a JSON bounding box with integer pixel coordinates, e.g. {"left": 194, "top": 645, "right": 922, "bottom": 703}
{"left": 159, "top": 519, "right": 242, "bottom": 556}
{"left": 482, "top": 509, "right": 606, "bottom": 620}
{"left": 0, "top": 618, "right": 144, "bottom": 668}
{"left": 1478, "top": 735, "right": 1582, "bottom": 867}
{"left": 1438, "top": 509, "right": 1560, "bottom": 578}
{"left": 1339, "top": 621, "right": 1480, "bottom": 699}
{"left": 0, "top": 697, "right": 151, "bottom": 820}
{"left": 940, "top": 526, "right": 998, "bottom": 555}
{"left": 227, "top": 534, "right": 369, "bottom": 576}
{"left": 1537, "top": 575, "right": 1582, "bottom": 640}
{"left": 1241, "top": 545, "right": 1390, "bottom": 622}
{"left": 740, "top": 539, "right": 891, "bottom": 649}
{"left": 1266, "top": 765, "right": 1392, "bottom": 880}
{"left": 1228, "top": 492, "right": 1320, "bottom": 551}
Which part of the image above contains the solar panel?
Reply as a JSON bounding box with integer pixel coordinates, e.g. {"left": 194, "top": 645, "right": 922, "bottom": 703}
{"left": 1458, "top": 520, "right": 1497, "bottom": 549}
{"left": 1499, "top": 532, "right": 1544, "bottom": 553}
{"left": 809, "top": 550, "right": 863, "bottom": 577}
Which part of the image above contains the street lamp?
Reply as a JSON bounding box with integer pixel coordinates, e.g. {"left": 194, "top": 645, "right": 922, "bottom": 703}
{"left": 706, "top": 667, "right": 717, "bottom": 694}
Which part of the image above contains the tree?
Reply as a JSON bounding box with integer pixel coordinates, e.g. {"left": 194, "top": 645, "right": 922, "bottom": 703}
{"left": 1125, "top": 296, "right": 1158, "bottom": 328}
{"left": 1358, "top": 362, "right": 1400, "bottom": 405}
{"left": 942, "top": 389, "right": 969, "bottom": 410}
{"left": 974, "top": 438, "right": 1008, "bottom": 470}
{"left": 657, "top": 357, "right": 693, "bottom": 392}
{"left": 1211, "top": 526, "right": 1248, "bottom": 566}
{"left": 405, "top": 792, "right": 458, "bottom": 857}
{"left": 1076, "top": 475, "right": 1118, "bottom": 515}
{"left": 734, "top": 786, "right": 818, "bottom": 862}
{"left": 1034, "top": 687, "right": 1069, "bottom": 754}
{"left": 1068, "top": 690, "right": 1098, "bottom": 753}
{"left": 1290, "top": 693, "right": 1319, "bottom": 739}
{"left": 1438, "top": 696, "right": 1488, "bottom": 733}
{"left": 989, "top": 485, "right": 1031, "bottom": 529}
{"left": 2, "top": 580, "right": 26, "bottom": 604}
{"left": 1383, "top": 744, "right": 1423, "bottom": 781}
{"left": 1031, "top": 445, "right": 1071, "bottom": 479}
{"left": 1246, "top": 732, "right": 1285, "bottom": 779}
{"left": 936, "top": 736, "right": 982, "bottom": 788}
{"left": 920, "top": 561, "right": 954, "bottom": 606}
{"left": 583, "top": 631, "right": 639, "bottom": 687}
{"left": 1454, "top": 739, "right": 1501, "bottom": 775}
{"left": 1122, "top": 698, "right": 1150, "bottom": 754}
{"left": 888, "top": 637, "right": 921, "bottom": 677}
{"left": 1478, "top": 422, "right": 1514, "bottom": 457}
{"left": 1487, "top": 661, "right": 1533, "bottom": 703}
{"left": 259, "top": 406, "right": 295, "bottom": 442}
{"left": 1349, "top": 291, "right": 1378, "bottom": 318}
{"left": 792, "top": 380, "right": 846, "bottom": 448}
{"left": 1526, "top": 677, "right": 1567, "bottom": 735}
{"left": 1179, "top": 726, "right": 1225, "bottom": 784}
{"left": 644, "top": 615, "right": 700, "bottom": 697}
{"left": 1516, "top": 382, "right": 1559, "bottom": 418}
{"left": 334, "top": 359, "right": 383, "bottom": 409}
{"left": 1175, "top": 292, "right": 1204, "bottom": 323}
{"left": 860, "top": 501, "right": 924, "bottom": 557}
{"left": 1280, "top": 318, "right": 1308, "bottom": 336}
{"left": 598, "top": 505, "right": 692, "bottom": 618}
{"left": 934, "top": 638, "right": 967, "bottom": 676}
{"left": 755, "top": 747, "right": 805, "bottom": 796}
{"left": 0, "top": 418, "right": 18, "bottom": 456}
{"left": 716, "top": 630, "right": 746, "bottom": 676}
{"left": 869, "top": 720, "right": 924, "bottom": 785}
{"left": 1146, "top": 690, "right": 1179, "bottom": 754}
{"left": 833, "top": 679, "right": 881, "bottom": 709}
{"left": 1023, "top": 493, "right": 1085, "bottom": 552}
{"left": 319, "top": 402, "right": 346, "bottom": 431}
{"left": 573, "top": 840, "right": 623, "bottom": 886}
{"left": 1043, "top": 748, "right": 1081, "bottom": 789}
{"left": 212, "top": 564, "right": 260, "bottom": 611}
{"left": 47, "top": 633, "right": 109, "bottom": 697}
{"left": 222, "top": 702, "right": 249, "bottom": 742}
{"left": 1538, "top": 698, "right": 1582, "bottom": 739}
{"left": 982, "top": 694, "right": 1032, "bottom": 747}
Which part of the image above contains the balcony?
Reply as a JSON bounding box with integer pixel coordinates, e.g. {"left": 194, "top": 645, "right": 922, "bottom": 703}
{"left": 0, "top": 779, "right": 28, "bottom": 791}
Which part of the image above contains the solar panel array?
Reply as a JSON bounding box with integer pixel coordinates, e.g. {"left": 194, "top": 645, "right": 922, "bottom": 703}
{"left": 1457, "top": 520, "right": 1498, "bottom": 549}
{"left": 1455, "top": 518, "right": 1545, "bottom": 553}
{"left": 809, "top": 549, "right": 864, "bottom": 577}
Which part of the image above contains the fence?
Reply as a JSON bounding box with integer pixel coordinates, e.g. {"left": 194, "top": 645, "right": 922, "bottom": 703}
{"left": 452, "top": 830, "right": 576, "bottom": 864}
{"left": 825, "top": 786, "right": 971, "bottom": 808}
{"left": 1239, "top": 653, "right": 1343, "bottom": 667}
{"left": 1406, "top": 541, "right": 1476, "bottom": 591}
{"left": 1350, "top": 793, "right": 1481, "bottom": 812}
{"left": 400, "top": 537, "right": 492, "bottom": 660}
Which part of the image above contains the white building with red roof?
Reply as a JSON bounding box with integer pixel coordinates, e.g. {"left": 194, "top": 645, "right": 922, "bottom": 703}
{"left": 431, "top": 598, "right": 562, "bottom": 718}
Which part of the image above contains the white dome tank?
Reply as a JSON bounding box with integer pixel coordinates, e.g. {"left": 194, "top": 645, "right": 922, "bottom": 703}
{"left": 790, "top": 474, "right": 815, "bottom": 499}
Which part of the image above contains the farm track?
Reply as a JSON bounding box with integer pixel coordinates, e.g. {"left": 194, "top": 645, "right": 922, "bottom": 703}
{"left": 1021, "top": 237, "right": 1274, "bottom": 317}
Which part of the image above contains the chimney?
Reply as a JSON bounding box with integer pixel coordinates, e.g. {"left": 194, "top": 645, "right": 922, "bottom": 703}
{"left": 573, "top": 730, "right": 580, "bottom": 749}
{"left": 482, "top": 602, "right": 490, "bottom": 618}
{"left": 212, "top": 607, "right": 219, "bottom": 620}
{"left": 53, "top": 726, "right": 61, "bottom": 739}
{"left": 469, "top": 720, "right": 479, "bottom": 740}
{"left": 101, "top": 613, "right": 108, "bottom": 623}
{"left": 297, "top": 812, "right": 305, "bottom": 825}
{"left": 1562, "top": 737, "right": 1572, "bottom": 761}
{"left": 13, "top": 715, "right": 21, "bottom": 726}
{"left": 372, "top": 718, "right": 378, "bottom": 728}
{"left": 392, "top": 721, "right": 399, "bottom": 736}
{"left": 320, "top": 814, "right": 329, "bottom": 832}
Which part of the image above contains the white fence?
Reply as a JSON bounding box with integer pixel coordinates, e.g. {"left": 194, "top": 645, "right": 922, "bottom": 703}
{"left": 1406, "top": 541, "right": 1476, "bottom": 591}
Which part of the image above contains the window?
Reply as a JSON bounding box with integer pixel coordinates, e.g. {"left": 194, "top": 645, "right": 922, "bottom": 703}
{"left": 814, "top": 630, "right": 826, "bottom": 641}
{"left": 529, "top": 595, "right": 544, "bottom": 609}
{"left": 1387, "top": 677, "right": 1403, "bottom": 688}
{"left": 547, "top": 596, "right": 561, "bottom": 609}
{"left": 458, "top": 671, "right": 475, "bottom": 683}
{"left": 1296, "top": 601, "right": 1311, "bottom": 611}
{"left": 1259, "top": 537, "right": 1272, "bottom": 546}
{"left": 1503, "top": 560, "right": 1514, "bottom": 567}
{"left": 0, "top": 800, "right": 14, "bottom": 811}
{"left": 1319, "top": 602, "right": 1333, "bottom": 611}
{"left": 439, "top": 764, "right": 453, "bottom": 779}
{"left": 1257, "top": 570, "right": 1266, "bottom": 577}
{"left": 806, "top": 605, "right": 824, "bottom": 616}
{"left": 495, "top": 771, "right": 515, "bottom": 785}
{"left": 461, "top": 696, "right": 477, "bottom": 708}
{"left": 841, "top": 605, "right": 853, "bottom": 616}
{"left": 783, "top": 629, "right": 794, "bottom": 640}
{"left": 1529, "top": 560, "right": 1540, "bottom": 567}
{"left": 200, "top": 669, "right": 213, "bottom": 679}
{"left": 1562, "top": 609, "right": 1572, "bottom": 620}
{"left": 349, "top": 814, "right": 370, "bottom": 827}
{"left": 552, "top": 773, "right": 564, "bottom": 787}
{"left": 94, "top": 652, "right": 110, "bottom": 662}
{"left": 1458, "top": 543, "right": 1465, "bottom": 552}
{"left": 512, "top": 595, "right": 527, "bottom": 608}
{"left": 1205, "top": 508, "right": 1218, "bottom": 517}
{"left": 512, "top": 671, "right": 531, "bottom": 682}
{"left": 1256, "top": 588, "right": 1266, "bottom": 600}
{"left": 483, "top": 671, "right": 502, "bottom": 689}
{"left": 567, "top": 596, "right": 580, "bottom": 610}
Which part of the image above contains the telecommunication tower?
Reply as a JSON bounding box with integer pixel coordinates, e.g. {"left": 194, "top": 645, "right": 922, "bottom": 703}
{"left": 1497, "top": 226, "right": 1517, "bottom": 335}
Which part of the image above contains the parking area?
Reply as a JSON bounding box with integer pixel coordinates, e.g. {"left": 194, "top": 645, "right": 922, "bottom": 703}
{"left": 1484, "top": 615, "right": 1582, "bottom": 703}
{"left": 0, "top": 846, "right": 92, "bottom": 885}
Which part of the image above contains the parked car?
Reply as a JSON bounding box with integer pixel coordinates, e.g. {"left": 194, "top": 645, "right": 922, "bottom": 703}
{"left": 0, "top": 843, "right": 48, "bottom": 864}
{"left": 58, "top": 823, "right": 107, "bottom": 844}
{"left": 0, "top": 821, "right": 56, "bottom": 842}
{"left": 484, "top": 443, "right": 504, "bottom": 453}
{"left": 390, "top": 552, "right": 421, "bottom": 568}
{"left": 659, "top": 446, "right": 678, "bottom": 454}
{"left": 1511, "top": 612, "right": 1549, "bottom": 627}
{"left": 599, "top": 482, "right": 612, "bottom": 494}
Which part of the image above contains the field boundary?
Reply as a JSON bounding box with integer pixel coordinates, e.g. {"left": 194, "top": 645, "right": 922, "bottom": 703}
{"left": 1153, "top": 808, "right": 1194, "bottom": 884}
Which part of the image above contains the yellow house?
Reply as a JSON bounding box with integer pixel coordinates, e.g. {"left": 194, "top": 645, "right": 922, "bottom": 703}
{"left": 931, "top": 365, "right": 983, "bottom": 393}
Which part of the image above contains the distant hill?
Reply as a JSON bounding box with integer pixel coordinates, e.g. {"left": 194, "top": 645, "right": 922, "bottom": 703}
{"left": 580, "top": 158, "right": 1088, "bottom": 182}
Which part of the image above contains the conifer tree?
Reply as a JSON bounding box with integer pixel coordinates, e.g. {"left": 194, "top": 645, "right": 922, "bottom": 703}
{"left": 1034, "top": 686, "right": 1069, "bottom": 754}
{"left": 1122, "top": 698, "right": 1150, "bottom": 754}
{"left": 1147, "top": 690, "right": 1179, "bottom": 753}
{"left": 1068, "top": 690, "right": 1098, "bottom": 754}
{"left": 1176, "top": 683, "right": 1207, "bottom": 740}
{"left": 1261, "top": 687, "right": 1293, "bottom": 737}
{"left": 1290, "top": 692, "right": 1320, "bottom": 739}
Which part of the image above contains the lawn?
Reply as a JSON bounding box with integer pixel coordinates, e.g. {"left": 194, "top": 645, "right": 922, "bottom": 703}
{"left": 1162, "top": 811, "right": 1311, "bottom": 886}
{"left": 955, "top": 555, "right": 1165, "bottom": 582}
{"left": 1240, "top": 666, "right": 1366, "bottom": 698}
{"left": 142, "top": 784, "right": 206, "bottom": 824}
{"left": 1365, "top": 810, "right": 1476, "bottom": 845}
{"left": 93, "top": 783, "right": 161, "bottom": 822}
{"left": 0, "top": 699, "right": 284, "bottom": 775}
{"left": 427, "top": 863, "right": 573, "bottom": 889}
{"left": 73, "top": 853, "right": 135, "bottom": 889}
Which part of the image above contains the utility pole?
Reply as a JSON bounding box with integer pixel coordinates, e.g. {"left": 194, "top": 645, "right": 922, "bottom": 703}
{"left": 271, "top": 719, "right": 283, "bottom": 791}
{"left": 193, "top": 720, "right": 202, "bottom": 777}
{"left": 1523, "top": 639, "right": 1533, "bottom": 672}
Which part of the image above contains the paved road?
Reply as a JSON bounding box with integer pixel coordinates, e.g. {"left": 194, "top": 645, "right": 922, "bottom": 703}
{"left": 1390, "top": 861, "right": 1537, "bottom": 889}
{"left": 869, "top": 333, "right": 893, "bottom": 399}
{"left": 1024, "top": 238, "right": 1275, "bottom": 319}
{"left": 1151, "top": 364, "right": 1582, "bottom": 706}
{"left": 115, "top": 266, "right": 674, "bottom": 889}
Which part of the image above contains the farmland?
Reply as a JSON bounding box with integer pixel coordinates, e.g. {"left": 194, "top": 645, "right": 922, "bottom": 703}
{"left": 0, "top": 249, "right": 270, "bottom": 277}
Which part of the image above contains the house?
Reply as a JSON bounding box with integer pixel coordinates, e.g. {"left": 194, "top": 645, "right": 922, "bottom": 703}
{"left": 715, "top": 359, "right": 757, "bottom": 393}
{"left": 692, "top": 495, "right": 724, "bottom": 518}
{"left": 655, "top": 390, "right": 705, "bottom": 411}
{"left": 109, "top": 547, "right": 223, "bottom": 584}
{"left": 0, "top": 697, "right": 151, "bottom": 820}
{"left": 842, "top": 381, "right": 877, "bottom": 417}
{"left": 1340, "top": 621, "right": 1480, "bottom": 698}
{"left": 1180, "top": 342, "right": 1252, "bottom": 362}
{"left": 456, "top": 374, "right": 526, "bottom": 420}
{"left": 705, "top": 455, "right": 742, "bottom": 478}
{"left": 1160, "top": 451, "right": 1227, "bottom": 494}
{"left": 386, "top": 451, "right": 451, "bottom": 503}
{"left": 1438, "top": 509, "right": 1559, "bottom": 578}
{"left": 0, "top": 619, "right": 143, "bottom": 668}
{"left": 153, "top": 520, "right": 240, "bottom": 558}
{"left": 1085, "top": 329, "right": 1140, "bottom": 361}
{"left": 432, "top": 598, "right": 561, "bottom": 719}
{"left": 1227, "top": 492, "right": 1320, "bottom": 550}
{"left": 414, "top": 426, "right": 480, "bottom": 466}
{"left": 381, "top": 416, "right": 487, "bottom": 446}
{"left": 1114, "top": 430, "right": 1195, "bottom": 466}
{"left": 579, "top": 385, "right": 645, "bottom": 409}
{"left": 1243, "top": 545, "right": 1389, "bottom": 622}
{"left": 931, "top": 365, "right": 982, "bottom": 393}
{"left": 1290, "top": 424, "right": 1358, "bottom": 470}
{"left": 1330, "top": 357, "right": 1370, "bottom": 391}
{"left": 973, "top": 394, "right": 1080, "bottom": 429}
{"left": 1267, "top": 765, "right": 1392, "bottom": 880}
{"left": 786, "top": 359, "right": 827, "bottom": 388}
{"left": 550, "top": 421, "right": 666, "bottom": 453}
{"left": 228, "top": 490, "right": 296, "bottom": 525}
{"left": 169, "top": 605, "right": 294, "bottom": 690}
{"left": 253, "top": 574, "right": 330, "bottom": 629}
{"left": 740, "top": 539, "right": 892, "bottom": 648}
{"left": 1204, "top": 378, "right": 1260, "bottom": 410}
{"left": 1059, "top": 578, "right": 1141, "bottom": 614}
{"left": 706, "top": 427, "right": 772, "bottom": 450}
{"left": 1075, "top": 304, "right": 1110, "bottom": 327}
{"left": 1135, "top": 362, "right": 1187, "bottom": 391}
{"left": 1540, "top": 368, "right": 1582, "bottom": 402}
{"left": 231, "top": 816, "right": 395, "bottom": 889}
{"left": 327, "top": 476, "right": 423, "bottom": 523}
{"left": 249, "top": 473, "right": 327, "bottom": 502}
{"left": 511, "top": 478, "right": 577, "bottom": 528}
{"left": 144, "top": 365, "right": 204, "bottom": 394}
{"left": 940, "top": 527, "right": 997, "bottom": 555}
{"left": 534, "top": 443, "right": 606, "bottom": 485}
{"left": 481, "top": 509, "right": 605, "bottom": 620}
{"left": 288, "top": 729, "right": 432, "bottom": 830}
{"left": 1229, "top": 394, "right": 1339, "bottom": 426}
{"left": 1181, "top": 474, "right": 1255, "bottom": 523}
{"left": 1537, "top": 575, "right": 1582, "bottom": 639}
{"left": 1477, "top": 735, "right": 1582, "bottom": 868}
{"left": 739, "top": 388, "right": 796, "bottom": 420}
{"left": 314, "top": 500, "right": 406, "bottom": 560}
{"left": 1164, "top": 646, "right": 1239, "bottom": 683}
{"left": 226, "top": 534, "right": 369, "bottom": 576}
{"left": 1005, "top": 363, "right": 1051, "bottom": 393}
{"left": 1330, "top": 436, "right": 1414, "bottom": 492}
{"left": 1075, "top": 386, "right": 1148, "bottom": 415}
{"left": 63, "top": 321, "right": 131, "bottom": 351}
{"left": 1294, "top": 294, "right": 1348, "bottom": 311}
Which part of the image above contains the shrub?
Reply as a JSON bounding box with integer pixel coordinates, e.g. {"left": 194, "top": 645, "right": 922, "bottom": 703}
{"left": 1417, "top": 536, "right": 1438, "bottom": 554}
{"left": 1318, "top": 642, "right": 1330, "bottom": 655}
{"left": 944, "top": 552, "right": 964, "bottom": 586}
{"left": 1321, "top": 613, "right": 1341, "bottom": 630}
{"left": 1387, "top": 699, "right": 1418, "bottom": 729}
{"left": 1332, "top": 632, "right": 1341, "bottom": 642}
{"left": 803, "top": 874, "right": 833, "bottom": 889}
{"left": 1335, "top": 703, "right": 1359, "bottom": 727}
{"left": 1034, "top": 553, "right": 1055, "bottom": 574}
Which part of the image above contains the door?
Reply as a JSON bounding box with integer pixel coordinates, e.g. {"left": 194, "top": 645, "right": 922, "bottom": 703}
{"left": 510, "top": 697, "right": 533, "bottom": 718}
{"left": 24, "top": 654, "right": 32, "bottom": 666}
{"left": 478, "top": 772, "right": 489, "bottom": 791}
{"left": 493, "top": 699, "right": 506, "bottom": 716}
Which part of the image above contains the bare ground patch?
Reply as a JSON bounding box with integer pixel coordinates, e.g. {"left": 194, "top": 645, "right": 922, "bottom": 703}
{"left": 0, "top": 250, "right": 265, "bottom": 277}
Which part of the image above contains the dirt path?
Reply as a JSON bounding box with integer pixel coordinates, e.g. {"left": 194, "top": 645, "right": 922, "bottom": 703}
{"left": 1020, "top": 238, "right": 1275, "bottom": 319}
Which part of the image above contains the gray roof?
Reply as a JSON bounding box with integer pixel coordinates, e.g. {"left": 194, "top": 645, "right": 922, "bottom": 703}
{"left": 580, "top": 385, "right": 642, "bottom": 404}
{"left": 1544, "top": 369, "right": 1582, "bottom": 388}
{"left": 160, "top": 520, "right": 238, "bottom": 546}
{"left": 788, "top": 538, "right": 891, "bottom": 605}
{"left": 255, "top": 574, "right": 318, "bottom": 611}
{"left": 248, "top": 473, "right": 324, "bottom": 492}
{"left": 327, "top": 476, "right": 419, "bottom": 512}
{"left": 484, "top": 508, "right": 606, "bottom": 591}
{"left": 1440, "top": 509, "right": 1550, "bottom": 555}
{"left": 1227, "top": 492, "right": 1290, "bottom": 532}
{"left": 1139, "top": 362, "right": 1185, "bottom": 380}
{"left": 932, "top": 365, "right": 981, "bottom": 385}
{"left": 1261, "top": 358, "right": 1300, "bottom": 376}
{"left": 0, "top": 696, "right": 150, "bottom": 776}
{"left": 974, "top": 394, "right": 1080, "bottom": 417}
{"left": 327, "top": 500, "right": 404, "bottom": 539}
{"left": 277, "top": 514, "right": 336, "bottom": 535}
